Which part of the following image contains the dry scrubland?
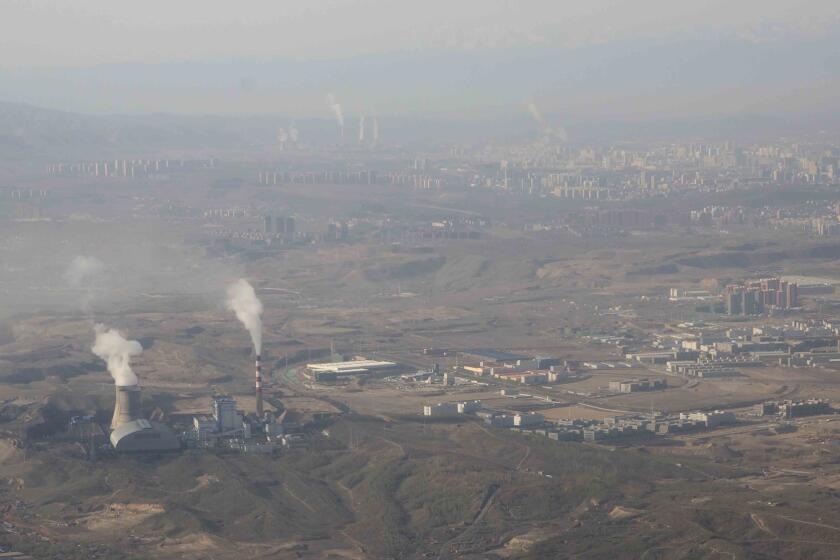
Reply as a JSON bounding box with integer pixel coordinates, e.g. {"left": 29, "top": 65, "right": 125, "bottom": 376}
{"left": 5, "top": 188, "right": 840, "bottom": 557}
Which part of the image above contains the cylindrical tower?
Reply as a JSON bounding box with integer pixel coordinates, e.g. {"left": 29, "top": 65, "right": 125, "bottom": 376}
{"left": 111, "top": 385, "right": 141, "bottom": 431}
{"left": 255, "top": 354, "right": 263, "bottom": 418}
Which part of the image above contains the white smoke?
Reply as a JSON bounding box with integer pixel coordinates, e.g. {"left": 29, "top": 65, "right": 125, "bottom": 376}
{"left": 64, "top": 255, "right": 106, "bottom": 312}
{"left": 372, "top": 116, "right": 380, "bottom": 143}
{"left": 358, "top": 114, "right": 366, "bottom": 143}
{"left": 92, "top": 324, "right": 142, "bottom": 387}
{"left": 526, "top": 100, "right": 546, "bottom": 129}
{"left": 525, "top": 100, "right": 568, "bottom": 143}
{"left": 326, "top": 93, "right": 344, "bottom": 128}
{"left": 226, "top": 279, "right": 263, "bottom": 354}
{"left": 64, "top": 255, "right": 105, "bottom": 288}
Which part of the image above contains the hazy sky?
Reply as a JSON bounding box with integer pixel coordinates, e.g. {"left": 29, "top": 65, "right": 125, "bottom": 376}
{"left": 3, "top": 0, "right": 837, "bottom": 68}
{"left": 1, "top": 1, "right": 839, "bottom": 118}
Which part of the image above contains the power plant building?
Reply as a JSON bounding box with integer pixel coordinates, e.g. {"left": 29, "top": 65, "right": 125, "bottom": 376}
{"left": 110, "top": 419, "right": 181, "bottom": 452}
{"left": 111, "top": 385, "right": 142, "bottom": 431}
{"left": 213, "top": 395, "right": 239, "bottom": 431}
{"left": 306, "top": 359, "right": 399, "bottom": 378}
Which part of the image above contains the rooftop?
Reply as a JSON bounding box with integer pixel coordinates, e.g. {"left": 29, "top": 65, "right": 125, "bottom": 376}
{"left": 307, "top": 359, "right": 397, "bottom": 373}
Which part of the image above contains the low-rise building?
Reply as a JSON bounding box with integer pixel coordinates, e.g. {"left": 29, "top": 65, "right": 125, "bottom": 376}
{"left": 680, "top": 410, "right": 736, "bottom": 428}
{"left": 457, "top": 400, "right": 482, "bottom": 414}
{"left": 608, "top": 378, "right": 666, "bottom": 393}
{"left": 514, "top": 412, "right": 544, "bottom": 427}
{"left": 306, "top": 359, "right": 400, "bottom": 378}
{"left": 780, "top": 398, "right": 832, "bottom": 418}
{"left": 423, "top": 402, "right": 458, "bottom": 417}
{"left": 487, "top": 414, "right": 515, "bottom": 427}
{"left": 753, "top": 401, "right": 779, "bottom": 416}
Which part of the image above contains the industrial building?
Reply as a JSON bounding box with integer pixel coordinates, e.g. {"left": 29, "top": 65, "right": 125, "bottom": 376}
{"left": 608, "top": 378, "right": 666, "bottom": 393}
{"left": 457, "top": 400, "right": 482, "bottom": 414}
{"left": 305, "top": 359, "right": 400, "bottom": 379}
{"left": 423, "top": 402, "right": 458, "bottom": 417}
{"left": 485, "top": 414, "right": 515, "bottom": 428}
{"left": 111, "top": 385, "right": 142, "bottom": 431}
{"left": 494, "top": 371, "right": 547, "bottom": 385}
{"left": 107, "top": 384, "right": 181, "bottom": 452}
{"left": 779, "top": 399, "right": 832, "bottom": 418}
{"left": 187, "top": 394, "right": 284, "bottom": 450}
{"left": 754, "top": 401, "right": 780, "bottom": 416}
{"left": 666, "top": 360, "right": 748, "bottom": 378}
{"left": 110, "top": 419, "right": 180, "bottom": 452}
{"left": 513, "top": 412, "right": 544, "bottom": 427}
{"left": 679, "top": 410, "right": 736, "bottom": 428}
{"left": 753, "top": 399, "right": 834, "bottom": 418}
{"left": 423, "top": 400, "right": 483, "bottom": 417}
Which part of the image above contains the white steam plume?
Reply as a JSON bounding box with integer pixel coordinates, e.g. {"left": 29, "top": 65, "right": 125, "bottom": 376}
{"left": 326, "top": 93, "right": 345, "bottom": 128}
{"left": 226, "top": 279, "right": 263, "bottom": 354}
{"left": 64, "top": 255, "right": 105, "bottom": 288}
{"left": 526, "top": 100, "right": 568, "bottom": 142}
{"left": 65, "top": 255, "right": 106, "bottom": 312}
{"left": 92, "top": 324, "right": 142, "bottom": 386}
{"left": 526, "top": 100, "right": 546, "bottom": 129}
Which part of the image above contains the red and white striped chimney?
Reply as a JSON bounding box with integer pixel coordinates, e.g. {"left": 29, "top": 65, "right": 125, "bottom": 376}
{"left": 255, "top": 354, "right": 264, "bottom": 418}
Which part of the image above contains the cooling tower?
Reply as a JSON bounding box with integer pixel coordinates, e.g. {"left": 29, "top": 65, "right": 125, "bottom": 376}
{"left": 111, "top": 385, "right": 141, "bottom": 431}
{"left": 255, "top": 355, "right": 264, "bottom": 418}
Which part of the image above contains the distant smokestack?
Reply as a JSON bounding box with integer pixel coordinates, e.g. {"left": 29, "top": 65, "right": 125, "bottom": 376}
{"left": 325, "top": 93, "right": 345, "bottom": 144}
{"left": 372, "top": 117, "right": 380, "bottom": 143}
{"left": 358, "top": 115, "right": 366, "bottom": 143}
{"left": 255, "top": 354, "right": 263, "bottom": 418}
{"left": 111, "top": 385, "right": 141, "bottom": 431}
{"left": 525, "top": 99, "right": 568, "bottom": 143}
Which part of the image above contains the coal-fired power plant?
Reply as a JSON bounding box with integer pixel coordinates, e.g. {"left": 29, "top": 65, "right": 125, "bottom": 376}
{"left": 111, "top": 385, "right": 142, "bottom": 430}
{"left": 255, "top": 354, "right": 263, "bottom": 418}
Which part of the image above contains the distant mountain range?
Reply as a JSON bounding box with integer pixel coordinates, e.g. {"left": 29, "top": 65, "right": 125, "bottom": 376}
{"left": 1, "top": 31, "right": 839, "bottom": 122}
{"left": 0, "top": 96, "right": 837, "bottom": 162}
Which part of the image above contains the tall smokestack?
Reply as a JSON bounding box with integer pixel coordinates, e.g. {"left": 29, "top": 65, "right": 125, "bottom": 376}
{"left": 111, "top": 385, "right": 141, "bottom": 430}
{"left": 358, "top": 115, "right": 366, "bottom": 143}
{"left": 226, "top": 279, "right": 265, "bottom": 417}
{"left": 255, "top": 354, "right": 263, "bottom": 418}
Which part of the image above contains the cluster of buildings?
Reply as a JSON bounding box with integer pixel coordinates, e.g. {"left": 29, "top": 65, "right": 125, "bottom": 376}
{"left": 754, "top": 399, "right": 833, "bottom": 418}
{"left": 476, "top": 408, "right": 739, "bottom": 443}
{"left": 186, "top": 395, "right": 298, "bottom": 453}
{"left": 460, "top": 353, "right": 577, "bottom": 385}
{"left": 375, "top": 221, "right": 483, "bottom": 244}
{"left": 669, "top": 277, "right": 802, "bottom": 316}
{"left": 46, "top": 157, "right": 215, "bottom": 178}
{"left": 99, "top": 385, "right": 305, "bottom": 455}
{"left": 666, "top": 359, "right": 749, "bottom": 378}
{"left": 578, "top": 411, "right": 738, "bottom": 442}
{"left": 639, "top": 318, "right": 840, "bottom": 375}
{"left": 261, "top": 215, "right": 297, "bottom": 238}
{"left": 724, "top": 278, "right": 799, "bottom": 315}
